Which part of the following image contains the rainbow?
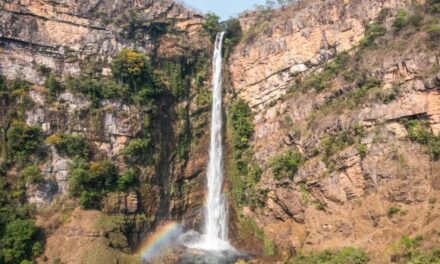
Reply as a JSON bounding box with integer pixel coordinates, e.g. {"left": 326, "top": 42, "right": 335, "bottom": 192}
{"left": 136, "top": 222, "right": 183, "bottom": 262}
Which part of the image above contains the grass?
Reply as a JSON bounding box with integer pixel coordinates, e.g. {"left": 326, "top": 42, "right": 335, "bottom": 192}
{"left": 287, "top": 247, "right": 370, "bottom": 264}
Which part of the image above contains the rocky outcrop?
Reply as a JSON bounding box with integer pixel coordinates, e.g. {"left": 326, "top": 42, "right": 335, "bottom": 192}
{"left": 39, "top": 208, "right": 144, "bottom": 264}
{"left": 0, "top": 0, "right": 207, "bottom": 84}
{"left": 230, "top": 0, "right": 412, "bottom": 109}
{"left": 230, "top": 0, "right": 440, "bottom": 260}
{"left": 103, "top": 192, "right": 139, "bottom": 214}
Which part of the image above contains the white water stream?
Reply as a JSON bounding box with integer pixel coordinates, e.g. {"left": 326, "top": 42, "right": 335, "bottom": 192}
{"left": 203, "top": 32, "right": 229, "bottom": 250}
{"left": 182, "top": 32, "right": 232, "bottom": 253}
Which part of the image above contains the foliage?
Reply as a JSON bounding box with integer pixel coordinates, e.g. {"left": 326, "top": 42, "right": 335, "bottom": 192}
{"left": 65, "top": 75, "right": 127, "bottom": 107}
{"left": 202, "top": 14, "right": 242, "bottom": 58}
{"left": 288, "top": 247, "right": 370, "bottom": 264}
{"left": 117, "top": 169, "right": 139, "bottom": 191}
{"left": 204, "top": 13, "right": 222, "bottom": 42}
{"left": 229, "top": 100, "right": 262, "bottom": 208}
{"left": 291, "top": 52, "right": 350, "bottom": 92}
{"left": 20, "top": 165, "right": 44, "bottom": 185}
{"left": 391, "top": 235, "right": 425, "bottom": 261}
{"left": 45, "top": 134, "right": 90, "bottom": 159}
{"left": 45, "top": 73, "right": 63, "bottom": 101}
{"left": 427, "top": 23, "right": 440, "bottom": 42}
{"left": 359, "top": 23, "right": 387, "bottom": 48}
{"left": 389, "top": 235, "right": 440, "bottom": 263}
{"left": 223, "top": 18, "right": 242, "bottom": 58}
{"left": 111, "top": 49, "right": 162, "bottom": 102}
{"left": 428, "top": 0, "right": 440, "bottom": 13}
{"left": 68, "top": 158, "right": 119, "bottom": 209}
{"left": 6, "top": 121, "right": 44, "bottom": 165}
{"left": 394, "top": 10, "right": 410, "bottom": 31}
{"left": 388, "top": 206, "right": 401, "bottom": 217}
{"left": 270, "top": 150, "right": 303, "bottom": 180}
{"left": 231, "top": 100, "right": 254, "bottom": 152}
{"left": 1, "top": 219, "right": 41, "bottom": 264}
{"left": 320, "top": 126, "right": 365, "bottom": 170}
{"left": 120, "top": 137, "right": 153, "bottom": 165}
{"left": 403, "top": 119, "right": 440, "bottom": 160}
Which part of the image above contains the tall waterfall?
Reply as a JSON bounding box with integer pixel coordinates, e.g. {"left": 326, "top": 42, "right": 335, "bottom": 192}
{"left": 203, "top": 32, "right": 230, "bottom": 250}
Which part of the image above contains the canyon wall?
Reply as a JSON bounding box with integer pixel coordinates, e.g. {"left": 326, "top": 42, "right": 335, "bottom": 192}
{"left": 0, "top": 0, "right": 212, "bottom": 263}
{"left": 229, "top": 0, "right": 440, "bottom": 262}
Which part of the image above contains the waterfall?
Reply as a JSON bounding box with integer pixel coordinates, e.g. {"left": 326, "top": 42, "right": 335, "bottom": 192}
{"left": 203, "top": 32, "right": 230, "bottom": 250}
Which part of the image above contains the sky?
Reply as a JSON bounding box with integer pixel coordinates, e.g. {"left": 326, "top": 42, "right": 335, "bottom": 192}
{"left": 181, "top": 0, "right": 266, "bottom": 20}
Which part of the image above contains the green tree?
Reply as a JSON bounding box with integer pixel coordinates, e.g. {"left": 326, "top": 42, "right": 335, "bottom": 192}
{"left": 1, "top": 219, "right": 40, "bottom": 264}
{"left": 270, "top": 150, "right": 303, "bottom": 180}
{"left": 6, "top": 121, "right": 44, "bottom": 165}
{"left": 204, "top": 13, "right": 221, "bottom": 42}
{"left": 231, "top": 100, "right": 254, "bottom": 151}
{"left": 20, "top": 165, "right": 44, "bottom": 185}
{"left": 120, "top": 138, "right": 153, "bottom": 165}
{"left": 46, "top": 134, "right": 90, "bottom": 159}
{"left": 111, "top": 49, "right": 160, "bottom": 97}
{"left": 68, "top": 159, "right": 119, "bottom": 209}
{"left": 117, "top": 169, "right": 139, "bottom": 191}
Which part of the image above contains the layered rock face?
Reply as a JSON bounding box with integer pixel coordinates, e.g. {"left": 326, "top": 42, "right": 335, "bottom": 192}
{"left": 0, "top": 0, "right": 205, "bottom": 83}
{"left": 1, "top": 1, "right": 211, "bottom": 263}
{"left": 228, "top": 0, "right": 440, "bottom": 261}
{"left": 229, "top": 0, "right": 412, "bottom": 109}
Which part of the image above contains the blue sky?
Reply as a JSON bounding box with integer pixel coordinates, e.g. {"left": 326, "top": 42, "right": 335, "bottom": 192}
{"left": 181, "top": 0, "right": 266, "bottom": 20}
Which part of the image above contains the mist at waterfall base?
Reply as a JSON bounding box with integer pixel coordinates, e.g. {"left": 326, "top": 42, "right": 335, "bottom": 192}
{"left": 139, "top": 33, "right": 246, "bottom": 264}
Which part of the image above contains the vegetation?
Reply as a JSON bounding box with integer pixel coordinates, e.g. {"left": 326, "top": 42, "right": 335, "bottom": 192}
{"left": 112, "top": 50, "right": 157, "bottom": 93}
{"left": 270, "top": 150, "right": 303, "bottom": 180}
{"left": 1, "top": 219, "right": 42, "bottom": 264}
{"left": 287, "top": 247, "right": 370, "bottom": 264}
{"left": 237, "top": 217, "right": 275, "bottom": 257}
{"left": 20, "top": 165, "right": 44, "bottom": 185}
{"left": 45, "top": 73, "right": 64, "bottom": 101}
{"left": 389, "top": 235, "right": 440, "bottom": 263}
{"left": 203, "top": 13, "right": 242, "bottom": 58}
{"left": 229, "top": 99, "right": 263, "bottom": 208}
{"left": 120, "top": 137, "right": 153, "bottom": 165}
{"left": 388, "top": 206, "right": 402, "bottom": 217}
{"left": 66, "top": 49, "right": 162, "bottom": 107}
{"left": 5, "top": 121, "right": 45, "bottom": 166}
{"left": 68, "top": 159, "right": 119, "bottom": 209}
{"left": 68, "top": 157, "right": 142, "bottom": 209}
{"left": 45, "top": 134, "right": 90, "bottom": 159}
{"left": 203, "top": 13, "right": 222, "bottom": 42}
{"left": 0, "top": 79, "right": 45, "bottom": 263}
{"left": 291, "top": 52, "right": 350, "bottom": 92}
{"left": 117, "top": 168, "right": 139, "bottom": 191}
{"left": 394, "top": 10, "right": 410, "bottom": 31}
{"left": 403, "top": 119, "right": 440, "bottom": 160}
{"left": 65, "top": 76, "right": 126, "bottom": 107}
{"left": 427, "top": 23, "right": 440, "bottom": 41}
{"left": 359, "top": 23, "right": 387, "bottom": 48}
{"left": 320, "top": 126, "right": 365, "bottom": 170}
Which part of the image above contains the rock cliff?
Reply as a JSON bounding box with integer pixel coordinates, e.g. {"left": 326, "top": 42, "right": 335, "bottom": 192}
{"left": 230, "top": 0, "right": 413, "bottom": 109}
{"left": 1, "top": 0, "right": 440, "bottom": 263}
{"left": 227, "top": 0, "right": 440, "bottom": 262}
{"left": 0, "top": 0, "right": 211, "bottom": 263}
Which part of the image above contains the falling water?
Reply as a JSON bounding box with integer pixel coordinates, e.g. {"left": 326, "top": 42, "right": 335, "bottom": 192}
{"left": 203, "top": 32, "right": 230, "bottom": 250}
